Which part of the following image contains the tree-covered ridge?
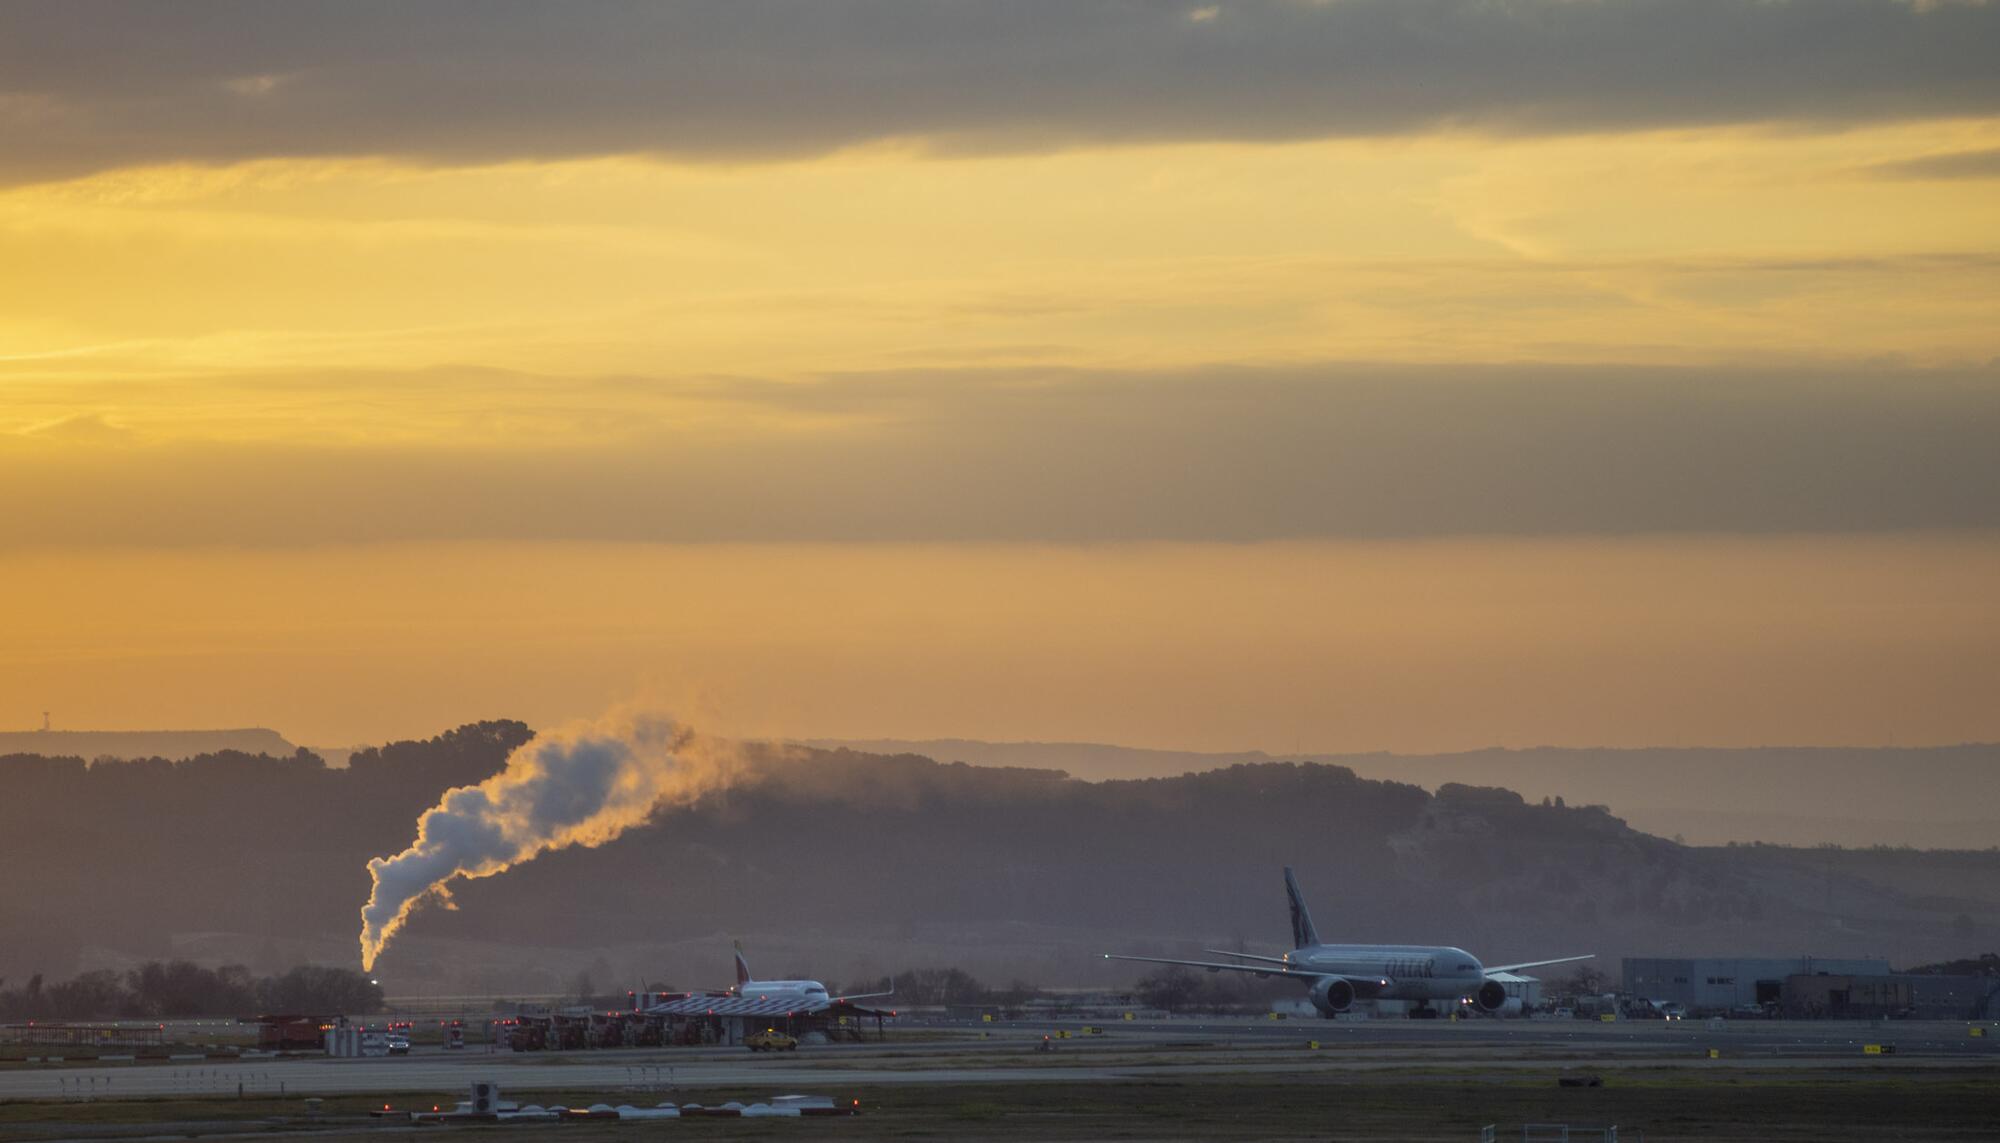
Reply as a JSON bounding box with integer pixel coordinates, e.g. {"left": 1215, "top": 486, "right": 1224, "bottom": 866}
{"left": 0, "top": 721, "right": 530, "bottom": 979}
{"left": 0, "top": 723, "right": 1992, "bottom": 990}
{"left": 0, "top": 961, "right": 382, "bottom": 1021}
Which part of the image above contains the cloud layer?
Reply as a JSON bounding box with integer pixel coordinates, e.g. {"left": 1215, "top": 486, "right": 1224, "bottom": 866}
{"left": 3, "top": 1, "right": 1998, "bottom": 183}
{"left": 6, "top": 363, "right": 1998, "bottom": 545}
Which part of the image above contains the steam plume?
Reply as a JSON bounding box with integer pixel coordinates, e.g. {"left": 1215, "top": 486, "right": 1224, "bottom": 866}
{"left": 358, "top": 712, "right": 738, "bottom": 971}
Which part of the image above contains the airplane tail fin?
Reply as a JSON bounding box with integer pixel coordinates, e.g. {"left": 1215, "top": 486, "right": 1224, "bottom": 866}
{"left": 1283, "top": 866, "right": 1320, "bottom": 949}
{"left": 733, "top": 940, "right": 752, "bottom": 987}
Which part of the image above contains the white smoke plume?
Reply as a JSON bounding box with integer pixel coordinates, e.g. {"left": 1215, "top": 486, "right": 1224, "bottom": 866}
{"left": 358, "top": 711, "right": 741, "bottom": 971}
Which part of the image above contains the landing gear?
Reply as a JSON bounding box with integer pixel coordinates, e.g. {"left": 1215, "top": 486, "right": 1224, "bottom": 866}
{"left": 1409, "top": 1004, "right": 1440, "bottom": 1020}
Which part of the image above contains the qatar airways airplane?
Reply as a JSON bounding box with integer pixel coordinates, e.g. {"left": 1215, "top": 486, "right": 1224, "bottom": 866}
{"left": 1106, "top": 867, "right": 1591, "bottom": 1018}
{"left": 643, "top": 943, "right": 893, "bottom": 1019}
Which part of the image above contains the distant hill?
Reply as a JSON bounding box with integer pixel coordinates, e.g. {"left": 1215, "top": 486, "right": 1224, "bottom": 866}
{"left": 0, "top": 724, "right": 1992, "bottom": 996}
{"left": 815, "top": 739, "right": 2000, "bottom": 849}
{"left": 0, "top": 727, "right": 298, "bottom": 762}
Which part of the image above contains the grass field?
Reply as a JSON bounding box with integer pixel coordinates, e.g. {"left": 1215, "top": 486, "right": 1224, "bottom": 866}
{"left": 3, "top": 1070, "right": 1997, "bottom": 1141}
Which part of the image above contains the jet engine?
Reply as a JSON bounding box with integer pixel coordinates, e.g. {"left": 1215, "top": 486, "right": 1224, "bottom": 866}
{"left": 1308, "top": 976, "right": 1357, "bottom": 1017}
{"left": 1473, "top": 979, "right": 1508, "bottom": 1012}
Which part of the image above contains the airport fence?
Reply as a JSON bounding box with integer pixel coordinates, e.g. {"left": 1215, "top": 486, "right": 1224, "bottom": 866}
{"left": 52, "top": 1069, "right": 292, "bottom": 1101}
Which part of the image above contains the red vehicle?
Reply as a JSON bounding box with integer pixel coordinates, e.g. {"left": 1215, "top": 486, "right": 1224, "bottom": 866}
{"left": 252, "top": 1015, "right": 325, "bottom": 1051}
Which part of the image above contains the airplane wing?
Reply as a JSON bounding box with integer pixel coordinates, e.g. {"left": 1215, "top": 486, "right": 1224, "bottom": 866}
{"left": 832, "top": 989, "right": 894, "bottom": 1003}
{"left": 1484, "top": 954, "right": 1595, "bottom": 975}
{"left": 1103, "top": 953, "right": 1323, "bottom": 980}
{"left": 1203, "top": 948, "right": 1290, "bottom": 966}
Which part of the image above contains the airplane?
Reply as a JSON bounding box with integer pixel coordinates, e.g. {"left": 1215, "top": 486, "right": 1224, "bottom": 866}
{"left": 643, "top": 943, "right": 894, "bottom": 1019}
{"left": 1104, "top": 867, "right": 1591, "bottom": 1018}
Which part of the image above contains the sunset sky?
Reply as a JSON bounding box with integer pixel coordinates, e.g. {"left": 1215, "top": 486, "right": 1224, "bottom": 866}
{"left": 3, "top": 0, "right": 1996, "bottom": 752}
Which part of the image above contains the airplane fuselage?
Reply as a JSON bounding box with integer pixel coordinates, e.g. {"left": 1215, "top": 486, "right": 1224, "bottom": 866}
{"left": 733, "top": 979, "right": 830, "bottom": 1005}
{"left": 1103, "top": 866, "right": 1585, "bottom": 1018}
{"left": 1285, "top": 943, "right": 1486, "bottom": 1003}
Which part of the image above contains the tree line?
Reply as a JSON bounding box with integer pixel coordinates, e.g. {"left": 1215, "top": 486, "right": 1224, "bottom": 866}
{"left": 0, "top": 962, "right": 384, "bottom": 1021}
{"left": 833, "top": 966, "right": 1041, "bottom": 1008}
{"left": 1128, "top": 965, "right": 1299, "bottom": 1014}
{"left": 835, "top": 963, "right": 1287, "bottom": 1015}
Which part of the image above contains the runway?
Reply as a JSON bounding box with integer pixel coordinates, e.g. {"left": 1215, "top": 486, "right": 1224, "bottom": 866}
{"left": 2, "top": 1017, "right": 1994, "bottom": 1101}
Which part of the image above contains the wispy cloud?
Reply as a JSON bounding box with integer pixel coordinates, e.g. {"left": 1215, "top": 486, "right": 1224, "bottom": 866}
{"left": 1867, "top": 145, "right": 2000, "bottom": 179}
{"left": 16, "top": 411, "right": 136, "bottom": 444}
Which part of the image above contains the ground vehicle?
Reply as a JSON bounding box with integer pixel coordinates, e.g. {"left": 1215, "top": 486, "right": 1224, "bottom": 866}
{"left": 745, "top": 1028, "right": 798, "bottom": 1052}
{"left": 386, "top": 1034, "right": 411, "bottom": 1055}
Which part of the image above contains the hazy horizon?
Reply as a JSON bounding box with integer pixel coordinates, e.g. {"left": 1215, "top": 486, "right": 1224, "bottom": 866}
{"left": 10, "top": 718, "right": 2000, "bottom": 767}
{"left": 10, "top": 720, "right": 1996, "bottom": 851}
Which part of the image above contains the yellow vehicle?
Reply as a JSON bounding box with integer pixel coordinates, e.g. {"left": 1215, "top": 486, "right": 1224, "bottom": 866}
{"left": 745, "top": 1028, "right": 798, "bottom": 1052}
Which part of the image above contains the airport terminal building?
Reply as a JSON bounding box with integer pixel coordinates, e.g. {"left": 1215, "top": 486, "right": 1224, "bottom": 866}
{"left": 1622, "top": 957, "right": 1890, "bottom": 1011}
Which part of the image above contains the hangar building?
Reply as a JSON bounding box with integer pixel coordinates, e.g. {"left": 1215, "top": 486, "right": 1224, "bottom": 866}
{"left": 1785, "top": 972, "right": 2000, "bottom": 1020}
{"left": 1622, "top": 957, "right": 1890, "bottom": 1012}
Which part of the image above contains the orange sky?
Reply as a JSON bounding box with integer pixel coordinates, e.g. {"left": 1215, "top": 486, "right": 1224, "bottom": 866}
{"left": 4, "top": 536, "right": 1996, "bottom": 753}
{"left": 2, "top": 2, "right": 1997, "bottom": 751}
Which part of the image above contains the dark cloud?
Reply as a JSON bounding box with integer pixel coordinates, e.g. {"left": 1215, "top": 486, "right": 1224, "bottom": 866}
{"left": 1, "top": 1, "right": 1996, "bottom": 183}
{"left": 4, "top": 362, "right": 1998, "bottom": 545}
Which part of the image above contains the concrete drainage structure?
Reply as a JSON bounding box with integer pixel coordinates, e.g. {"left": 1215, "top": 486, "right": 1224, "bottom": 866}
{"left": 408, "top": 1083, "right": 854, "bottom": 1123}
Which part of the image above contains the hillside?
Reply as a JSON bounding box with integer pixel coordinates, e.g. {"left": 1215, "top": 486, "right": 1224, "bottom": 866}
{"left": 0, "top": 725, "right": 1991, "bottom": 996}
{"left": 0, "top": 728, "right": 298, "bottom": 762}
{"left": 820, "top": 739, "right": 2000, "bottom": 849}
